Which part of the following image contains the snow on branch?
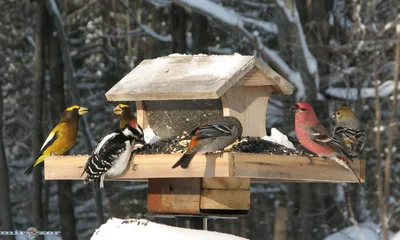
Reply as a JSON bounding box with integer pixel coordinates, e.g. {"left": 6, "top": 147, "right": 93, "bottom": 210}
{"left": 91, "top": 218, "right": 249, "bottom": 240}
{"left": 173, "top": 0, "right": 305, "bottom": 99}
{"left": 242, "top": 17, "right": 278, "bottom": 34}
{"left": 141, "top": 25, "right": 172, "bottom": 42}
{"left": 275, "top": 0, "right": 319, "bottom": 90}
{"left": 176, "top": 0, "right": 244, "bottom": 28}
{"left": 325, "top": 80, "right": 400, "bottom": 100}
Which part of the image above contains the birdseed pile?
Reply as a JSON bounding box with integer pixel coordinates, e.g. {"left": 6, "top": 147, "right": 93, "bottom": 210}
{"left": 134, "top": 135, "right": 310, "bottom": 156}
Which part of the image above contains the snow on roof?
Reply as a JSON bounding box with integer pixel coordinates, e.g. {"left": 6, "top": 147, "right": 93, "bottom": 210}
{"left": 105, "top": 54, "right": 294, "bottom": 101}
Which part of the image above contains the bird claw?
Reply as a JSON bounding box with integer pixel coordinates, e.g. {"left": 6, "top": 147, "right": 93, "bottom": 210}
{"left": 299, "top": 149, "right": 314, "bottom": 165}
{"left": 218, "top": 150, "right": 224, "bottom": 158}
{"left": 132, "top": 164, "right": 137, "bottom": 171}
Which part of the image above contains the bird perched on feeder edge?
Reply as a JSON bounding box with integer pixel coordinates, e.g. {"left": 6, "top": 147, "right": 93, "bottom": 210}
{"left": 291, "top": 102, "right": 362, "bottom": 184}
{"left": 113, "top": 104, "right": 138, "bottom": 129}
{"left": 172, "top": 116, "right": 243, "bottom": 169}
{"left": 25, "top": 105, "right": 88, "bottom": 175}
{"left": 81, "top": 121, "right": 144, "bottom": 188}
{"left": 332, "top": 104, "right": 366, "bottom": 155}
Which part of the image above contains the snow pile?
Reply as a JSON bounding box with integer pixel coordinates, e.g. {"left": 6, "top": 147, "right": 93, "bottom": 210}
{"left": 262, "top": 128, "right": 296, "bottom": 150}
{"left": 91, "top": 218, "right": 248, "bottom": 240}
{"left": 324, "top": 222, "right": 394, "bottom": 240}
{"left": 143, "top": 126, "right": 161, "bottom": 145}
{"left": 393, "top": 231, "right": 400, "bottom": 240}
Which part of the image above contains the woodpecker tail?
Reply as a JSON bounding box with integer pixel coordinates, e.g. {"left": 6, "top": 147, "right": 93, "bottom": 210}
{"left": 24, "top": 155, "right": 44, "bottom": 175}
{"left": 172, "top": 151, "right": 197, "bottom": 169}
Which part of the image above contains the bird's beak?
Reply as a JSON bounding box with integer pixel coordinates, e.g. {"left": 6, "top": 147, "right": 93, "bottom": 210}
{"left": 331, "top": 113, "right": 336, "bottom": 119}
{"left": 290, "top": 105, "right": 298, "bottom": 113}
{"left": 78, "top": 107, "right": 88, "bottom": 115}
{"left": 113, "top": 105, "right": 122, "bottom": 115}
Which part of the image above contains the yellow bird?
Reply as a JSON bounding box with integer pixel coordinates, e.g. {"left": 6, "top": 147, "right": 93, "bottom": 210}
{"left": 25, "top": 105, "right": 88, "bottom": 175}
{"left": 113, "top": 104, "right": 137, "bottom": 128}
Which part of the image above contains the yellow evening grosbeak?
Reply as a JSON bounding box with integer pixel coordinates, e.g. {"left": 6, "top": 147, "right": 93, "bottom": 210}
{"left": 332, "top": 104, "right": 366, "bottom": 155}
{"left": 25, "top": 105, "right": 88, "bottom": 175}
{"left": 113, "top": 104, "right": 138, "bottom": 129}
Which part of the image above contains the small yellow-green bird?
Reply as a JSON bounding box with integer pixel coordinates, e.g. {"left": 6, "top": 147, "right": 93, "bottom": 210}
{"left": 113, "top": 104, "right": 138, "bottom": 129}
{"left": 332, "top": 104, "right": 366, "bottom": 154}
{"left": 25, "top": 105, "right": 88, "bottom": 175}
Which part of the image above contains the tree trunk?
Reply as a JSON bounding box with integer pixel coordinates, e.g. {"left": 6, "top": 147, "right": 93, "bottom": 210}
{"left": 0, "top": 81, "right": 14, "bottom": 240}
{"left": 32, "top": 2, "right": 47, "bottom": 239}
{"left": 192, "top": 13, "right": 208, "bottom": 54}
{"left": 171, "top": 3, "right": 187, "bottom": 53}
{"left": 47, "top": 24, "right": 78, "bottom": 240}
{"left": 45, "top": 0, "right": 105, "bottom": 229}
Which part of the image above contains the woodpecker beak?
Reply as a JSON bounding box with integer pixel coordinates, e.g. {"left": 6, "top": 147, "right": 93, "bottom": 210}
{"left": 113, "top": 105, "right": 123, "bottom": 115}
{"left": 78, "top": 107, "right": 88, "bottom": 115}
{"left": 290, "top": 104, "right": 298, "bottom": 113}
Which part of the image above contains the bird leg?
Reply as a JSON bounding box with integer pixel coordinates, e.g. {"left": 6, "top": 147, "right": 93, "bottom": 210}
{"left": 299, "top": 149, "right": 315, "bottom": 165}
{"left": 218, "top": 149, "right": 224, "bottom": 158}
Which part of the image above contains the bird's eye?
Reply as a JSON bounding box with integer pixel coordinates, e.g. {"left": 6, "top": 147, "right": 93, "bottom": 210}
{"left": 300, "top": 108, "right": 307, "bottom": 111}
{"left": 337, "top": 112, "right": 341, "bottom": 116}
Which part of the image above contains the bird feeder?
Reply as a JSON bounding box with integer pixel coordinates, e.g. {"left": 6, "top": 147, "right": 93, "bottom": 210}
{"left": 44, "top": 54, "right": 365, "bottom": 216}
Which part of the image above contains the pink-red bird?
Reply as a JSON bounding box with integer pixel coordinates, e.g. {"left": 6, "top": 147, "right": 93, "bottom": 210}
{"left": 291, "top": 102, "right": 361, "bottom": 184}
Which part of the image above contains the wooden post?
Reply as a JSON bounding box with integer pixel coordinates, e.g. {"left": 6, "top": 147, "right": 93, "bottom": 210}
{"left": 273, "top": 207, "right": 288, "bottom": 240}
{"left": 176, "top": 217, "right": 204, "bottom": 230}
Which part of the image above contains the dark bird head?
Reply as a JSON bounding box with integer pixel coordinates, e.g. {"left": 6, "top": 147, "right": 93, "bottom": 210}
{"left": 123, "top": 121, "right": 145, "bottom": 144}
{"left": 290, "top": 102, "right": 313, "bottom": 114}
{"left": 60, "top": 105, "right": 88, "bottom": 122}
{"left": 113, "top": 104, "right": 130, "bottom": 116}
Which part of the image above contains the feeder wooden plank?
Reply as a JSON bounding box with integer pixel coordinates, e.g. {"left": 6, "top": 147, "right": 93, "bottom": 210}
{"left": 44, "top": 153, "right": 364, "bottom": 183}
{"left": 202, "top": 178, "right": 250, "bottom": 190}
{"left": 147, "top": 178, "right": 201, "bottom": 214}
{"left": 232, "top": 153, "right": 364, "bottom": 183}
{"left": 44, "top": 153, "right": 232, "bottom": 180}
{"left": 200, "top": 189, "right": 250, "bottom": 210}
{"left": 233, "top": 67, "right": 275, "bottom": 87}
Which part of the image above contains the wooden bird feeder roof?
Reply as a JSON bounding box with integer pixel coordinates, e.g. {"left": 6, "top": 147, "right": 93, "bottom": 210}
{"left": 105, "top": 54, "right": 295, "bottom": 101}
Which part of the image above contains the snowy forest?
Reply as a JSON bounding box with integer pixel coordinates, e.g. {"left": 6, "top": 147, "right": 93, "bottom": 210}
{"left": 0, "top": 0, "right": 399, "bottom": 239}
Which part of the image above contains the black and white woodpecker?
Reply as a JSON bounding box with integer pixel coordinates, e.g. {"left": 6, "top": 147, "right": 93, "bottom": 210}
{"left": 81, "top": 121, "right": 145, "bottom": 188}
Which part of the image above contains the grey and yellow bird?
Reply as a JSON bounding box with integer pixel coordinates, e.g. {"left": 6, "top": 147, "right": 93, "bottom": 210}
{"left": 332, "top": 105, "right": 366, "bottom": 155}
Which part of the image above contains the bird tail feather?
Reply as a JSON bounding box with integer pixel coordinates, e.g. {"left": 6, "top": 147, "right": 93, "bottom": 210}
{"left": 24, "top": 155, "right": 45, "bottom": 175}
{"left": 334, "top": 157, "right": 362, "bottom": 185}
{"left": 172, "top": 151, "right": 197, "bottom": 169}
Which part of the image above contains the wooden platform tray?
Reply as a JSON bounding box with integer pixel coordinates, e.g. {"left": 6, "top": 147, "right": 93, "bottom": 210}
{"left": 44, "top": 152, "right": 365, "bottom": 183}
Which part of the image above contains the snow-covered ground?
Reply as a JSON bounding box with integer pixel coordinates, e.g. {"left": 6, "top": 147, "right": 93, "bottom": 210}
{"left": 91, "top": 218, "right": 248, "bottom": 240}
{"left": 324, "top": 222, "right": 394, "bottom": 240}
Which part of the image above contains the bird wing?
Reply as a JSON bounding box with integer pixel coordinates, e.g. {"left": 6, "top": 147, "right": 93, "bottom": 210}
{"left": 37, "top": 131, "right": 59, "bottom": 158}
{"left": 195, "top": 123, "right": 233, "bottom": 139}
{"left": 82, "top": 132, "right": 130, "bottom": 177}
{"left": 309, "top": 124, "right": 358, "bottom": 160}
{"left": 334, "top": 126, "right": 366, "bottom": 151}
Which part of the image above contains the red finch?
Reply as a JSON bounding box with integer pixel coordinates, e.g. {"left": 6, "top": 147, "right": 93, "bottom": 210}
{"left": 291, "top": 102, "right": 361, "bottom": 184}
{"left": 172, "top": 116, "right": 243, "bottom": 169}
{"left": 332, "top": 104, "right": 366, "bottom": 155}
